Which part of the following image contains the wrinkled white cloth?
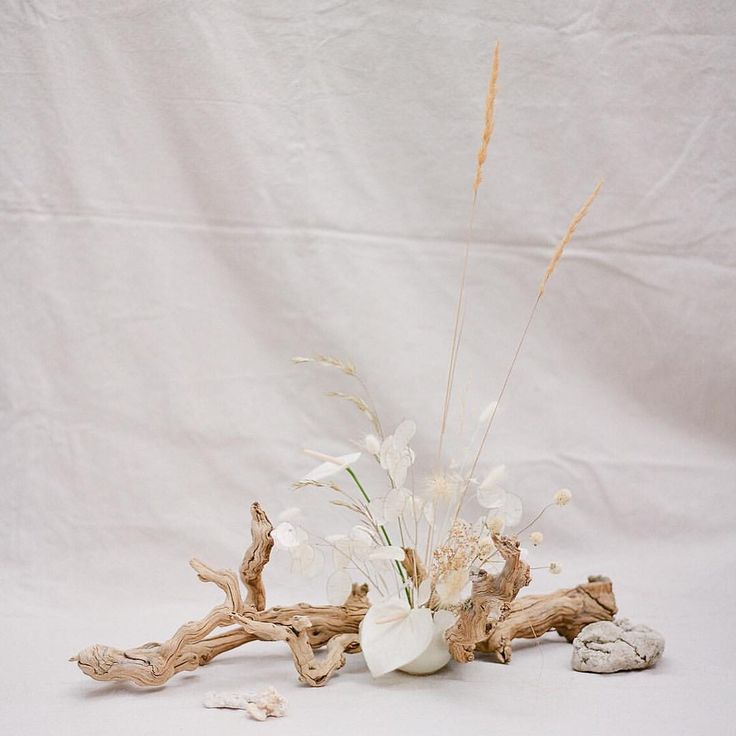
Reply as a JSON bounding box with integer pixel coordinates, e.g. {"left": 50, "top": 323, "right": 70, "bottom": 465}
{"left": 1, "top": 2, "right": 734, "bottom": 736}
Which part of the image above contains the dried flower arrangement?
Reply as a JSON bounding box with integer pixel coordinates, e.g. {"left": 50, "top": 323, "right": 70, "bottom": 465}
{"left": 72, "top": 43, "right": 617, "bottom": 688}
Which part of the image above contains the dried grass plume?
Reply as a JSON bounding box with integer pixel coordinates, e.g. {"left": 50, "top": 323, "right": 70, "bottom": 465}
{"left": 472, "top": 41, "right": 501, "bottom": 196}
{"left": 539, "top": 180, "right": 603, "bottom": 295}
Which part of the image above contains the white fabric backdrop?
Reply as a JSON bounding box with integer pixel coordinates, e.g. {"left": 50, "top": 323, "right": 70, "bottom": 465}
{"left": 1, "top": 2, "right": 735, "bottom": 734}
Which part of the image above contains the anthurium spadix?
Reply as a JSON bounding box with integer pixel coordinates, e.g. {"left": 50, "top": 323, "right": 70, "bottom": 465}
{"left": 359, "top": 597, "right": 434, "bottom": 677}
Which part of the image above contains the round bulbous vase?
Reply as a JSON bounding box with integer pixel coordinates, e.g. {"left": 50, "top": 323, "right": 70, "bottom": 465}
{"left": 398, "top": 611, "right": 455, "bottom": 675}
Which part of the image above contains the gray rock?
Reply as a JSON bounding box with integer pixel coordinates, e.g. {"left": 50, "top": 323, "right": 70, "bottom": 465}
{"left": 571, "top": 618, "right": 664, "bottom": 673}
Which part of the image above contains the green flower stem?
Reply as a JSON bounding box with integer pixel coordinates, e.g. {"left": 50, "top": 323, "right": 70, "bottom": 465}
{"left": 345, "top": 466, "right": 411, "bottom": 605}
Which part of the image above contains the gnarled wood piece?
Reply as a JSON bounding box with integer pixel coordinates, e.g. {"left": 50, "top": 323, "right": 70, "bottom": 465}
{"left": 73, "top": 504, "right": 616, "bottom": 687}
{"left": 445, "top": 533, "right": 531, "bottom": 663}
{"left": 476, "top": 575, "right": 617, "bottom": 662}
{"left": 73, "top": 558, "right": 369, "bottom": 687}
{"left": 232, "top": 612, "right": 361, "bottom": 687}
{"left": 239, "top": 502, "right": 274, "bottom": 610}
{"left": 73, "top": 560, "right": 246, "bottom": 686}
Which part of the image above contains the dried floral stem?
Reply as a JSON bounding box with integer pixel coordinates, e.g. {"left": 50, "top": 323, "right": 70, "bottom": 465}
{"left": 438, "top": 42, "right": 501, "bottom": 462}
{"left": 516, "top": 503, "right": 554, "bottom": 536}
{"left": 455, "top": 181, "right": 603, "bottom": 516}
{"left": 345, "top": 467, "right": 410, "bottom": 603}
{"left": 455, "top": 292, "right": 541, "bottom": 515}
{"left": 293, "top": 355, "right": 383, "bottom": 437}
{"left": 312, "top": 533, "right": 385, "bottom": 593}
{"left": 539, "top": 180, "right": 603, "bottom": 296}
{"left": 472, "top": 41, "right": 501, "bottom": 196}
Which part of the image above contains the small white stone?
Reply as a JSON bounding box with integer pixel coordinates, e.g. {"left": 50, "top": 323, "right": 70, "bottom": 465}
{"left": 572, "top": 618, "right": 665, "bottom": 673}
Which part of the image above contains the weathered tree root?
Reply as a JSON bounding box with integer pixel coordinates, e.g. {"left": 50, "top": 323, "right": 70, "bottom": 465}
{"left": 476, "top": 575, "right": 618, "bottom": 662}
{"left": 72, "top": 503, "right": 616, "bottom": 687}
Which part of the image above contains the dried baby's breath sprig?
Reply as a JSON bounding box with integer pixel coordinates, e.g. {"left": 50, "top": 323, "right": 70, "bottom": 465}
{"left": 529, "top": 531, "right": 543, "bottom": 546}
{"left": 472, "top": 41, "right": 501, "bottom": 196}
{"left": 548, "top": 561, "right": 562, "bottom": 575}
{"left": 292, "top": 354, "right": 357, "bottom": 376}
{"left": 539, "top": 180, "right": 603, "bottom": 296}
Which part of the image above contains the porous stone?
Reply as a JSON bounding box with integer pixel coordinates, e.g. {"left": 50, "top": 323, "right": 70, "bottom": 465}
{"left": 572, "top": 618, "right": 664, "bottom": 673}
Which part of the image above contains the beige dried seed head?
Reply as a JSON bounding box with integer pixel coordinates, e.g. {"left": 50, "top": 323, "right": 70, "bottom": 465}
{"left": 539, "top": 180, "right": 603, "bottom": 296}
{"left": 472, "top": 41, "right": 501, "bottom": 196}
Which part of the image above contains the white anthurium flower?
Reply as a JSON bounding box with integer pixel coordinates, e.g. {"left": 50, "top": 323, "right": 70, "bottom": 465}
{"left": 326, "top": 570, "right": 353, "bottom": 605}
{"left": 359, "top": 595, "right": 434, "bottom": 677}
{"left": 398, "top": 609, "right": 456, "bottom": 675}
{"left": 368, "top": 545, "right": 405, "bottom": 562}
{"left": 302, "top": 450, "right": 362, "bottom": 482}
{"left": 378, "top": 420, "right": 416, "bottom": 487}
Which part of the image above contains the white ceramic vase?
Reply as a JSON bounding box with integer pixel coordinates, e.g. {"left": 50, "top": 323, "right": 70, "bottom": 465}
{"left": 398, "top": 610, "right": 455, "bottom": 675}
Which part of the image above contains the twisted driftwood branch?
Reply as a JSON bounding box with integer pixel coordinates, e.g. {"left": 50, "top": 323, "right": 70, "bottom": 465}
{"left": 476, "top": 575, "right": 617, "bottom": 662}
{"left": 73, "top": 503, "right": 616, "bottom": 687}
{"left": 445, "top": 533, "right": 532, "bottom": 662}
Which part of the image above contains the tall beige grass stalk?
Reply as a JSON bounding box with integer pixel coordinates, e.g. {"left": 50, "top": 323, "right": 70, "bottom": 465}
{"left": 472, "top": 41, "right": 501, "bottom": 196}
{"left": 453, "top": 180, "right": 603, "bottom": 519}
{"left": 539, "top": 179, "right": 603, "bottom": 295}
{"left": 438, "top": 41, "right": 501, "bottom": 461}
